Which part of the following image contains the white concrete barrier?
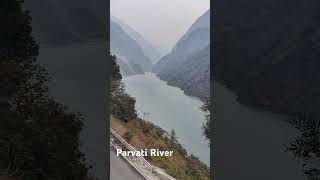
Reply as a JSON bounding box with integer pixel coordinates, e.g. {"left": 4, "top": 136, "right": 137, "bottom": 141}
{"left": 110, "top": 128, "right": 176, "bottom": 180}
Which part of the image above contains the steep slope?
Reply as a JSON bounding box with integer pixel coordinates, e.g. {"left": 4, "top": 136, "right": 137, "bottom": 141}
{"left": 110, "top": 20, "right": 152, "bottom": 75}
{"left": 214, "top": 0, "right": 320, "bottom": 116}
{"left": 112, "top": 16, "right": 164, "bottom": 63}
{"left": 23, "top": 0, "right": 107, "bottom": 45}
{"left": 153, "top": 10, "right": 210, "bottom": 99}
{"left": 160, "top": 45, "right": 210, "bottom": 98}
{"left": 116, "top": 57, "right": 143, "bottom": 76}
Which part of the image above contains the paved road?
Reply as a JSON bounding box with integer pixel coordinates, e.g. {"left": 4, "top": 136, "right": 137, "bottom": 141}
{"left": 110, "top": 147, "right": 144, "bottom": 180}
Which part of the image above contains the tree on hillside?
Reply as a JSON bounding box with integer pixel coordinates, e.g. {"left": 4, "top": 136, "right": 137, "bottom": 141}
{"left": 201, "top": 99, "right": 211, "bottom": 142}
{"left": 110, "top": 54, "right": 137, "bottom": 123}
{"left": 110, "top": 53, "right": 122, "bottom": 81}
{"left": 171, "top": 129, "right": 177, "bottom": 143}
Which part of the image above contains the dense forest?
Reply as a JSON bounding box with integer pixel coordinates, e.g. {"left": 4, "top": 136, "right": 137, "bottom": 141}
{"left": 0, "top": 1, "right": 93, "bottom": 179}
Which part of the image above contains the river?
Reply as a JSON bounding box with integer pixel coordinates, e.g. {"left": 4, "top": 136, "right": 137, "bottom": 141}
{"left": 214, "top": 82, "right": 304, "bottom": 180}
{"left": 123, "top": 73, "right": 210, "bottom": 166}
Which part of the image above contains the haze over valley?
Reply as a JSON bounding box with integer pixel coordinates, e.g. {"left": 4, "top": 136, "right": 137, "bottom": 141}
{"left": 110, "top": 19, "right": 153, "bottom": 76}
{"left": 111, "top": 9, "right": 210, "bottom": 99}
{"left": 111, "top": 0, "right": 210, "bottom": 50}
{"left": 153, "top": 10, "right": 210, "bottom": 99}
{"left": 110, "top": 1, "right": 211, "bottom": 171}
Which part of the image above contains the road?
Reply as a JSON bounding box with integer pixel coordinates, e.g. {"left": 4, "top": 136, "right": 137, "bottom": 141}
{"left": 110, "top": 147, "right": 144, "bottom": 180}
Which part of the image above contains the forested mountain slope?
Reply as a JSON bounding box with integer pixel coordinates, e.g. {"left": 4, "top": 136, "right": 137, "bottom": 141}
{"left": 112, "top": 16, "right": 163, "bottom": 63}
{"left": 214, "top": 0, "right": 320, "bottom": 116}
{"left": 153, "top": 10, "right": 210, "bottom": 99}
{"left": 111, "top": 20, "right": 152, "bottom": 76}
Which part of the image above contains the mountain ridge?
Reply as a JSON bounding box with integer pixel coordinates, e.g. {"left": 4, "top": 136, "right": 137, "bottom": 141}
{"left": 111, "top": 16, "right": 164, "bottom": 64}
{"left": 110, "top": 20, "right": 152, "bottom": 76}
{"left": 214, "top": 0, "right": 320, "bottom": 117}
{"left": 153, "top": 10, "right": 210, "bottom": 99}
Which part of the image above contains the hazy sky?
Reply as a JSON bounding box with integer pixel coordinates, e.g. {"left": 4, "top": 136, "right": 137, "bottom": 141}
{"left": 111, "top": 0, "right": 210, "bottom": 51}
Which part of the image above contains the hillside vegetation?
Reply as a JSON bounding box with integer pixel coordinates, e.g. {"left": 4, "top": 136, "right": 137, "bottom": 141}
{"left": 111, "top": 116, "right": 210, "bottom": 180}
{"left": 110, "top": 54, "right": 210, "bottom": 180}
{"left": 153, "top": 10, "right": 210, "bottom": 99}
{"left": 214, "top": 0, "right": 320, "bottom": 117}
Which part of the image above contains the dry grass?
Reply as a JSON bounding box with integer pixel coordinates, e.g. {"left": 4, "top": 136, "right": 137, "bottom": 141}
{"left": 110, "top": 116, "right": 210, "bottom": 180}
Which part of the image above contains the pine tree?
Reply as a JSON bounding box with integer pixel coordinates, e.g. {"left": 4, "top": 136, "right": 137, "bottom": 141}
{"left": 171, "top": 129, "right": 177, "bottom": 143}
{"left": 110, "top": 53, "right": 122, "bottom": 81}
{"left": 110, "top": 53, "right": 137, "bottom": 123}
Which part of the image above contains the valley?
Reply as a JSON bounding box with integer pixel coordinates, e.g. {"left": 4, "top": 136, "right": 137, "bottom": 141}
{"left": 123, "top": 73, "right": 210, "bottom": 165}
{"left": 111, "top": 10, "right": 210, "bottom": 99}
{"left": 110, "top": 8, "right": 211, "bottom": 178}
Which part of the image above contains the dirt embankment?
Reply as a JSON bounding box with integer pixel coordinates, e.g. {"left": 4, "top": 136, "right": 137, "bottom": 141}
{"left": 111, "top": 116, "right": 210, "bottom": 180}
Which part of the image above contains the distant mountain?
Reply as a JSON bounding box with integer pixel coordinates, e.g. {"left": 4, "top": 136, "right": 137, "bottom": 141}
{"left": 110, "top": 20, "right": 152, "bottom": 76}
{"left": 23, "top": 0, "right": 106, "bottom": 45}
{"left": 214, "top": 0, "right": 320, "bottom": 117}
{"left": 112, "top": 16, "right": 164, "bottom": 64}
{"left": 160, "top": 45, "right": 210, "bottom": 98}
{"left": 116, "top": 57, "right": 144, "bottom": 76}
{"left": 153, "top": 10, "right": 210, "bottom": 99}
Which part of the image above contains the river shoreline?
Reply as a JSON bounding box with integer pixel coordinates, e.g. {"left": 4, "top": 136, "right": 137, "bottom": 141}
{"left": 213, "top": 81, "right": 303, "bottom": 180}
{"left": 123, "top": 72, "right": 210, "bottom": 166}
